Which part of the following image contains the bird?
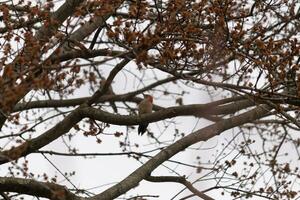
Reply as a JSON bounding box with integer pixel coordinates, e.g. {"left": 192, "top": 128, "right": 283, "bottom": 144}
{"left": 138, "top": 94, "right": 153, "bottom": 135}
{"left": 100, "top": 78, "right": 118, "bottom": 113}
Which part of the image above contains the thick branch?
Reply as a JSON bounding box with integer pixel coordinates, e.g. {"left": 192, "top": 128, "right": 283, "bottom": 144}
{"left": 59, "top": 0, "right": 125, "bottom": 53}
{"left": 34, "top": 0, "right": 84, "bottom": 42}
{"left": 51, "top": 49, "right": 128, "bottom": 63}
{"left": 0, "top": 177, "right": 79, "bottom": 200}
{"left": 80, "top": 99, "right": 256, "bottom": 123}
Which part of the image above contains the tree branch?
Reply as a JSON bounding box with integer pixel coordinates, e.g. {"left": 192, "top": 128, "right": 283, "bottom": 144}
{"left": 145, "top": 175, "right": 214, "bottom": 200}
{"left": 58, "top": 0, "right": 125, "bottom": 54}
{"left": 87, "top": 59, "right": 130, "bottom": 105}
{"left": 0, "top": 177, "right": 79, "bottom": 200}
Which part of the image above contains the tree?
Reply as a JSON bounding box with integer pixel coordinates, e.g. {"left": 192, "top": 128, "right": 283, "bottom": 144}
{"left": 0, "top": 0, "right": 300, "bottom": 199}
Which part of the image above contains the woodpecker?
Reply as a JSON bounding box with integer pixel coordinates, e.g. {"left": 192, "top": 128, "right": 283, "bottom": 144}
{"left": 100, "top": 79, "right": 118, "bottom": 113}
{"left": 138, "top": 94, "right": 153, "bottom": 135}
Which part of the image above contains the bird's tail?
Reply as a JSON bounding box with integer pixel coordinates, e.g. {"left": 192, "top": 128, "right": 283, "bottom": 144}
{"left": 138, "top": 123, "right": 148, "bottom": 135}
{"left": 110, "top": 102, "right": 118, "bottom": 113}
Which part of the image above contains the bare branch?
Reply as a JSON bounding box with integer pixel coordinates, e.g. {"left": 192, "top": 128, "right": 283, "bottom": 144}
{"left": 146, "top": 175, "right": 214, "bottom": 200}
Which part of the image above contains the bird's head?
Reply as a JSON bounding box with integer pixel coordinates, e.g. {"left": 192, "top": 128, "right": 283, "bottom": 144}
{"left": 143, "top": 94, "right": 153, "bottom": 103}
